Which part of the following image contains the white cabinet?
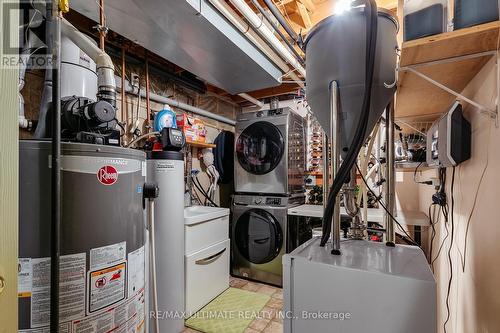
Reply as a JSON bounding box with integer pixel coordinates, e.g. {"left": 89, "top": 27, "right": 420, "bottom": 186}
{"left": 185, "top": 239, "right": 230, "bottom": 315}
{"left": 184, "top": 206, "right": 230, "bottom": 315}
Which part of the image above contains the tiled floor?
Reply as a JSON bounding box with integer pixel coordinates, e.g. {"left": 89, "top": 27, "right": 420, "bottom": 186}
{"left": 183, "top": 276, "right": 284, "bottom": 333}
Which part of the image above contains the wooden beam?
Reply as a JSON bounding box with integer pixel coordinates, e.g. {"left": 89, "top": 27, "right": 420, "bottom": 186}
{"left": 295, "top": 2, "right": 312, "bottom": 28}
{"left": 377, "top": 0, "right": 398, "bottom": 9}
{"left": 298, "top": 0, "right": 316, "bottom": 12}
{"left": 233, "top": 83, "right": 301, "bottom": 103}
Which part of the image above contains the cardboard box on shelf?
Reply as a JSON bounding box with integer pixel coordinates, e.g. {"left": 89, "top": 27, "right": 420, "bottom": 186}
{"left": 176, "top": 114, "right": 207, "bottom": 143}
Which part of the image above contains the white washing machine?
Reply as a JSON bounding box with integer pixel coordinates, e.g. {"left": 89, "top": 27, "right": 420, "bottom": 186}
{"left": 231, "top": 194, "right": 304, "bottom": 286}
{"left": 234, "top": 107, "right": 306, "bottom": 196}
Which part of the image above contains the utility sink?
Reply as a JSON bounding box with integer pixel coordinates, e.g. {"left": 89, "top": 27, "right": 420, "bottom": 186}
{"left": 184, "top": 205, "right": 230, "bottom": 226}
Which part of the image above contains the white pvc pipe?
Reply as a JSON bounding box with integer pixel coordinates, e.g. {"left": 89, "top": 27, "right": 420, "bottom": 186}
{"left": 228, "top": 0, "right": 306, "bottom": 78}
{"left": 207, "top": 0, "right": 304, "bottom": 88}
{"left": 238, "top": 93, "right": 264, "bottom": 107}
{"left": 61, "top": 18, "right": 116, "bottom": 96}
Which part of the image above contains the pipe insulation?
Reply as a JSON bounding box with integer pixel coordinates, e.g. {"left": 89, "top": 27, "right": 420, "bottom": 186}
{"left": 228, "top": 0, "right": 306, "bottom": 77}
{"left": 60, "top": 18, "right": 116, "bottom": 105}
{"left": 207, "top": 0, "right": 304, "bottom": 88}
{"left": 116, "top": 77, "right": 236, "bottom": 126}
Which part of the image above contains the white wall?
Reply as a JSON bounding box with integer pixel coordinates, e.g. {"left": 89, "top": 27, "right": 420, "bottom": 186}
{"left": 399, "top": 58, "right": 500, "bottom": 332}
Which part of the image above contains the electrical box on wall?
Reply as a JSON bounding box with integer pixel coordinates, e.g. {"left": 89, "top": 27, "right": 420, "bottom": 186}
{"left": 426, "top": 101, "right": 471, "bottom": 168}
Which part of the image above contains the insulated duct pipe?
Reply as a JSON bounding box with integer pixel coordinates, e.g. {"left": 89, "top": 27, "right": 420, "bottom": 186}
{"left": 116, "top": 77, "right": 236, "bottom": 126}
{"left": 207, "top": 0, "right": 304, "bottom": 88}
{"left": 60, "top": 18, "right": 116, "bottom": 106}
{"left": 229, "top": 0, "right": 306, "bottom": 77}
{"left": 262, "top": 0, "right": 299, "bottom": 43}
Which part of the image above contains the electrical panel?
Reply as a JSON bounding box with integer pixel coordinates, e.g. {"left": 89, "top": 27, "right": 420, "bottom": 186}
{"left": 426, "top": 101, "right": 471, "bottom": 168}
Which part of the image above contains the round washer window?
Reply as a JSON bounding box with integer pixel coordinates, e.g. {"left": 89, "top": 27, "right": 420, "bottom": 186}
{"left": 236, "top": 121, "right": 284, "bottom": 175}
{"left": 234, "top": 208, "right": 283, "bottom": 264}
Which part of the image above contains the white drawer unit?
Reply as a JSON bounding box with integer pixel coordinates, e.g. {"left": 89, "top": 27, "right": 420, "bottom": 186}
{"left": 185, "top": 206, "right": 230, "bottom": 255}
{"left": 185, "top": 239, "right": 230, "bottom": 315}
{"left": 184, "top": 206, "right": 231, "bottom": 315}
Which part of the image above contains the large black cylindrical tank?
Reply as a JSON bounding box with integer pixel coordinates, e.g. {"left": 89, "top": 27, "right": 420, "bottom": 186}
{"left": 19, "top": 140, "right": 147, "bottom": 332}
{"left": 305, "top": 8, "right": 398, "bottom": 157}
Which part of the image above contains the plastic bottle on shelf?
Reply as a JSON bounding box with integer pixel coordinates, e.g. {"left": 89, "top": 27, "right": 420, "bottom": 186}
{"left": 154, "top": 105, "right": 177, "bottom": 132}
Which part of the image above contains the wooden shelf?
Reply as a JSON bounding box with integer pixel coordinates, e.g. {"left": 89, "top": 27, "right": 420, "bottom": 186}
{"left": 396, "top": 21, "right": 500, "bottom": 120}
{"left": 186, "top": 140, "right": 216, "bottom": 149}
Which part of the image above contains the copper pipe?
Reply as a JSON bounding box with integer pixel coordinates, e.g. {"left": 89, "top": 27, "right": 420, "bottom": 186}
{"left": 121, "top": 47, "right": 126, "bottom": 128}
{"left": 145, "top": 51, "right": 151, "bottom": 131}
{"left": 99, "top": 0, "right": 105, "bottom": 50}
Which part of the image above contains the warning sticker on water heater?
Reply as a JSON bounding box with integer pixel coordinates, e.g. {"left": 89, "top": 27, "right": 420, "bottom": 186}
{"left": 18, "top": 258, "right": 32, "bottom": 298}
{"left": 88, "top": 262, "right": 126, "bottom": 314}
{"left": 90, "top": 242, "right": 126, "bottom": 270}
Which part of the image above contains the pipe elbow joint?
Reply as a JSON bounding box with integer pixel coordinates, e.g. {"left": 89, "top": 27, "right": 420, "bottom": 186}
{"left": 96, "top": 53, "right": 117, "bottom": 107}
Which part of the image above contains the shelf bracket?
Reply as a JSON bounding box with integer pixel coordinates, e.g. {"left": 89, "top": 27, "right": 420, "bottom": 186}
{"left": 398, "top": 50, "right": 498, "bottom": 121}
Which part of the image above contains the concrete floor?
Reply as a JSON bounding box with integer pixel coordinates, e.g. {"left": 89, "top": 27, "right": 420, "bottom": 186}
{"left": 183, "top": 276, "right": 284, "bottom": 333}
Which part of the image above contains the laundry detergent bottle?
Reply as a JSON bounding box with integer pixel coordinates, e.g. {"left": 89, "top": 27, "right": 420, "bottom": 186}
{"left": 154, "top": 105, "right": 177, "bottom": 131}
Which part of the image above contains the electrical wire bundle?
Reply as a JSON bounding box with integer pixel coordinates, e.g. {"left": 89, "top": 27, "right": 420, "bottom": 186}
{"left": 443, "top": 167, "right": 456, "bottom": 333}
{"left": 191, "top": 170, "right": 219, "bottom": 207}
{"left": 356, "top": 164, "right": 420, "bottom": 247}
{"left": 321, "top": 0, "right": 379, "bottom": 249}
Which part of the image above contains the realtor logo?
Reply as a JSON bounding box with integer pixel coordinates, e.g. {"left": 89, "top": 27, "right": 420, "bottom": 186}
{"left": 2, "top": 1, "right": 53, "bottom": 69}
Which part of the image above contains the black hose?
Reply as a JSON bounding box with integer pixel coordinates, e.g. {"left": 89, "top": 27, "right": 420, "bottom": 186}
{"left": 49, "top": 2, "right": 61, "bottom": 332}
{"left": 249, "top": 0, "right": 305, "bottom": 66}
{"left": 262, "top": 0, "right": 300, "bottom": 45}
{"left": 193, "top": 176, "right": 219, "bottom": 207}
{"left": 320, "top": 0, "right": 379, "bottom": 248}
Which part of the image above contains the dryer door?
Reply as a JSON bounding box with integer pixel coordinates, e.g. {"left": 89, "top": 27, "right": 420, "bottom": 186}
{"left": 234, "top": 208, "right": 283, "bottom": 264}
{"left": 236, "top": 121, "right": 284, "bottom": 175}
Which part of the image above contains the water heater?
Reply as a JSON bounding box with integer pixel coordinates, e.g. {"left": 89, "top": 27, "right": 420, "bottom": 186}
{"left": 19, "top": 140, "right": 147, "bottom": 332}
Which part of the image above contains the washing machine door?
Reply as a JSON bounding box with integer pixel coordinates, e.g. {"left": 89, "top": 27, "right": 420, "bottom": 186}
{"left": 236, "top": 121, "right": 284, "bottom": 175}
{"left": 234, "top": 208, "right": 283, "bottom": 264}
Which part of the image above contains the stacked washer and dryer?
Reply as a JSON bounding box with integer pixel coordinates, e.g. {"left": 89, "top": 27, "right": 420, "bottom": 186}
{"left": 231, "top": 107, "right": 306, "bottom": 286}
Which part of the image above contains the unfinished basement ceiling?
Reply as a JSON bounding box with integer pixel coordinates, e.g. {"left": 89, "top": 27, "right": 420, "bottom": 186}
{"left": 70, "top": 0, "right": 283, "bottom": 95}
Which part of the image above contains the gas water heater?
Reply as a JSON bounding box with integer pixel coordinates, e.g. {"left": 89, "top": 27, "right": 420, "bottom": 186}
{"left": 19, "top": 141, "right": 147, "bottom": 332}
{"left": 19, "top": 17, "right": 147, "bottom": 333}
